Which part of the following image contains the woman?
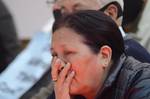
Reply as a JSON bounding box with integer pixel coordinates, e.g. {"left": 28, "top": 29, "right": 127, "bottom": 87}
{"left": 50, "top": 10, "right": 150, "bottom": 99}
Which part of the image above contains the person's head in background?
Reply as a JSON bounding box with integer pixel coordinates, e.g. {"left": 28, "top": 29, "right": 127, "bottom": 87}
{"left": 51, "top": 10, "right": 124, "bottom": 98}
{"left": 52, "top": 0, "right": 124, "bottom": 26}
{"left": 122, "top": 0, "right": 146, "bottom": 33}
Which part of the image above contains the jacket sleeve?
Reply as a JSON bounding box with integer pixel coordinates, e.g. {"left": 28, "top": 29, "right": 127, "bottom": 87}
{"left": 125, "top": 67, "right": 150, "bottom": 99}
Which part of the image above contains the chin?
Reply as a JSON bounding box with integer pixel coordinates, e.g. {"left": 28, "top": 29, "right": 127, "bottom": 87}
{"left": 69, "top": 80, "right": 81, "bottom": 95}
{"left": 69, "top": 80, "right": 86, "bottom": 96}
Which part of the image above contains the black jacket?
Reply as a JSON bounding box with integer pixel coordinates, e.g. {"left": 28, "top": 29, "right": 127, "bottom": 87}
{"left": 97, "top": 54, "right": 150, "bottom": 99}
{"left": 48, "top": 54, "right": 150, "bottom": 99}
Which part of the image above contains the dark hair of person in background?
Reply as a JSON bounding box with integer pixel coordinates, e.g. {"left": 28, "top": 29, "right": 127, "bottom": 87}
{"left": 122, "top": 0, "right": 145, "bottom": 32}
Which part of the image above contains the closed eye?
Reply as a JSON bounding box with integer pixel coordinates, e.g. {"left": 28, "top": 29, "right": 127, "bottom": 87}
{"left": 63, "top": 50, "right": 76, "bottom": 58}
{"left": 64, "top": 51, "right": 73, "bottom": 56}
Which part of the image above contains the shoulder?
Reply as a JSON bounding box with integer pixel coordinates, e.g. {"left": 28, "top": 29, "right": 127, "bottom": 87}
{"left": 117, "top": 56, "right": 150, "bottom": 86}
{"left": 123, "top": 35, "right": 150, "bottom": 63}
{"left": 121, "top": 57, "right": 150, "bottom": 81}
{"left": 123, "top": 35, "right": 144, "bottom": 49}
{"left": 123, "top": 56, "right": 150, "bottom": 70}
{"left": 120, "top": 57, "right": 150, "bottom": 99}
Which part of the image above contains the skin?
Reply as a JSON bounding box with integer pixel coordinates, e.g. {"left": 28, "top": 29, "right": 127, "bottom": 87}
{"left": 53, "top": 0, "right": 122, "bottom": 26}
{"left": 51, "top": 27, "right": 112, "bottom": 99}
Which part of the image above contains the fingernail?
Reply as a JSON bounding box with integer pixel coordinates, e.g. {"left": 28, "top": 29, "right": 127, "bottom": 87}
{"left": 66, "top": 62, "right": 71, "bottom": 67}
{"left": 52, "top": 78, "right": 57, "bottom": 81}
{"left": 56, "top": 58, "right": 61, "bottom": 64}
{"left": 71, "top": 71, "right": 75, "bottom": 76}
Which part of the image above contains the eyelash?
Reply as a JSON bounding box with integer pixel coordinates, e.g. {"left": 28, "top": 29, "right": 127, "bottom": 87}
{"left": 51, "top": 51, "right": 74, "bottom": 58}
{"left": 64, "top": 51, "right": 72, "bottom": 56}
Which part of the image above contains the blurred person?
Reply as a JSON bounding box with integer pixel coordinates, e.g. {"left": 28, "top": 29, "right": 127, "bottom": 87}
{"left": 50, "top": 10, "right": 150, "bottom": 99}
{"left": 122, "top": 0, "right": 146, "bottom": 33}
{"left": 50, "top": 0, "right": 150, "bottom": 63}
{"left": 0, "top": 1, "right": 52, "bottom": 99}
{"left": 0, "top": 20, "right": 52, "bottom": 98}
{"left": 0, "top": 0, "right": 21, "bottom": 72}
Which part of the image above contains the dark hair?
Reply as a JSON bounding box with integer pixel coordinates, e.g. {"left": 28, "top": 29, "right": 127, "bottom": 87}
{"left": 52, "top": 10, "right": 124, "bottom": 62}
{"left": 123, "top": 0, "right": 145, "bottom": 26}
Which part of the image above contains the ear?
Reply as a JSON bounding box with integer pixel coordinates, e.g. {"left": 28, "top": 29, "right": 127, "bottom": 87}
{"left": 104, "top": 4, "right": 118, "bottom": 21}
{"left": 98, "top": 45, "right": 112, "bottom": 69}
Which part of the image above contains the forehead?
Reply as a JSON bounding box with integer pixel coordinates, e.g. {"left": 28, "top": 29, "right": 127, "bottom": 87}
{"left": 52, "top": 27, "right": 85, "bottom": 47}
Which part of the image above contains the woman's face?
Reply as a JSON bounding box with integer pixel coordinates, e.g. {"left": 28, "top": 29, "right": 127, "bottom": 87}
{"left": 51, "top": 27, "right": 106, "bottom": 96}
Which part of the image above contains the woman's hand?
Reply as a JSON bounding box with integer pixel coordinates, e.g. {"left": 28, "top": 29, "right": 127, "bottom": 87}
{"left": 51, "top": 57, "right": 75, "bottom": 99}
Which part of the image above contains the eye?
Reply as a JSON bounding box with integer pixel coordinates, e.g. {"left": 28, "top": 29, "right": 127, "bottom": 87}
{"left": 63, "top": 50, "right": 76, "bottom": 58}
{"left": 64, "top": 51, "right": 73, "bottom": 56}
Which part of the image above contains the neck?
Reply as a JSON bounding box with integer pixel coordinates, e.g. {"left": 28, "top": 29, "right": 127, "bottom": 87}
{"left": 83, "top": 85, "right": 101, "bottom": 99}
{"left": 80, "top": 62, "right": 112, "bottom": 99}
{"left": 85, "top": 93, "right": 96, "bottom": 99}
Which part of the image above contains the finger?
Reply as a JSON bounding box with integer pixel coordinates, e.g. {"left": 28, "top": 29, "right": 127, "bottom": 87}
{"left": 64, "top": 70, "right": 75, "bottom": 88}
{"left": 58, "top": 63, "right": 71, "bottom": 84}
{"left": 51, "top": 58, "right": 61, "bottom": 81}
{"left": 51, "top": 56, "right": 57, "bottom": 68}
{"left": 50, "top": 56, "right": 56, "bottom": 78}
{"left": 58, "top": 59, "right": 66, "bottom": 72}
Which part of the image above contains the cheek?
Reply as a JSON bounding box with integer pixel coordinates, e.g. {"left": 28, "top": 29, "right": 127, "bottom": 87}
{"left": 70, "top": 54, "right": 99, "bottom": 81}
{"left": 69, "top": 56, "right": 102, "bottom": 94}
{"left": 69, "top": 59, "right": 83, "bottom": 75}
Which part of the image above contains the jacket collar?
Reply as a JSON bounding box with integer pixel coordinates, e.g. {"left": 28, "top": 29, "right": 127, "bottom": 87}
{"left": 99, "top": 53, "right": 127, "bottom": 94}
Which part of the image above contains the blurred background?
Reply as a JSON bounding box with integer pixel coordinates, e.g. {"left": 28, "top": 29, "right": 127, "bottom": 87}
{"left": 3, "top": 0, "right": 52, "bottom": 40}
